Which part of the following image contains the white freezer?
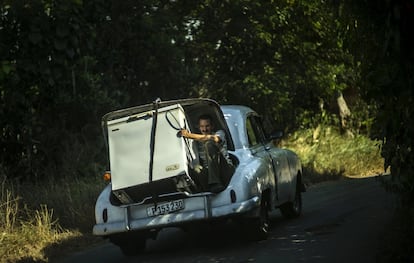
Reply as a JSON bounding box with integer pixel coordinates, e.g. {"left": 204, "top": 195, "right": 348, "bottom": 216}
{"left": 107, "top": 104, "right": 194, "bottom": 191}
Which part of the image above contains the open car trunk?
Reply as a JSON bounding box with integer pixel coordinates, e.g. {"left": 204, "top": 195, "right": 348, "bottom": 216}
{"left": 102, "top": 99, "right": 234, "bottom": 205}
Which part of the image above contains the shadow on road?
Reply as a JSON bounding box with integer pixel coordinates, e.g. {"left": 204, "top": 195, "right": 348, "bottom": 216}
{"left": 54, "top": 215, "right": 289, "bottom": 263}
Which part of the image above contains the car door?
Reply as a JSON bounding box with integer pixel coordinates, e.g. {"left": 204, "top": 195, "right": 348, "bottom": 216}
{"left": 247, "top": 115, "right": 292, "bottom": 203}
{"left": 245, "top": 115, "right": 277, "bottom": 193}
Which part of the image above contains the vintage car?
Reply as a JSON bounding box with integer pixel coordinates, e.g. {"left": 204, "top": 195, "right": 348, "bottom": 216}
{"left": 93, "top": 98, "right": 304, "bottom": 255}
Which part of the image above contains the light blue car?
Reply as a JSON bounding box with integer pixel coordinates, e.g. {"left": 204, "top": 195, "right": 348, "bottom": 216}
{"left": 93, "top": 98, "right": 305, "bottom": 255}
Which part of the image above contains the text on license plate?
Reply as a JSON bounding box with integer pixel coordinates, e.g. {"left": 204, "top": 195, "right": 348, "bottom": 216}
{"left": 147, "top": 199, "right": 185, "bottom": 217}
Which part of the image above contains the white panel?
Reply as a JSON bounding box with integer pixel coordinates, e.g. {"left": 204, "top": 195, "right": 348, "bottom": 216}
{"left": 107, "top": 104, "right": 192, "bottom": 191}
{"left": 107, "top": 112, "right": 152, "bottom": 190}
{"left": 153, "top": 106, "right": 189, "bottom": 180}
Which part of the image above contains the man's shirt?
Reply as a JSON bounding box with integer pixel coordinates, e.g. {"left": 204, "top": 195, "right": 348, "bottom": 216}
{"left": 196, "top": 130, "right": 232, "bottom": 168}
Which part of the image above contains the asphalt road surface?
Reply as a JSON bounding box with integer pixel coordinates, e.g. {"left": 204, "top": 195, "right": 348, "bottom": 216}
{"left": 62, "top": 176, "right": 395, "bottom": 263}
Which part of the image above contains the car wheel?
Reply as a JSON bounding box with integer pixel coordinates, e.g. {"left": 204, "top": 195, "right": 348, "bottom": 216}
{"left": 110, "top": 234, "right": 146, "bottom": 256}
{"left": 280, "top": 188, "right": 302, "bottom": 219}
{"left": 247, "top": 197, "right": 270, "bottom": 241}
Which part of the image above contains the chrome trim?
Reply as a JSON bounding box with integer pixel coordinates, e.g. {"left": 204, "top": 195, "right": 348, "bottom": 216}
{"left": 119, "top": 191, "right": 214, "bottom": 208}
{"left": 124, "top": 206, "right": 130, "bottom": 231}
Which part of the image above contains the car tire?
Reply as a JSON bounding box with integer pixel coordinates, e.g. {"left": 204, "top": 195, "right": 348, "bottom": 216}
{"left": 280, "top": 188, "right": 302, "bottom": 219}
{"left": 247, "top": 197, "right": 270, "bottom": 241}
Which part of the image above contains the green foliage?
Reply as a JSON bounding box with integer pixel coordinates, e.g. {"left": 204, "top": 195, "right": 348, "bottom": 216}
{"left": 185, "top": 0, "right": 356, "bottom": 126}
{"left": 282, "top": 126, "right": 384, "bottom": 184}
{"left": 0, "top": 0, "right": 113, "bottom": 181}
{"left": 348, "top": 0, "right": 414, "bottom": 204}
{"left": 94, "top": 0, "right": 202, "bottom": 105}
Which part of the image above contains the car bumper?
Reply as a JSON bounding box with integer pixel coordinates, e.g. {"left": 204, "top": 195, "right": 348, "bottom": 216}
{"left": 93, "top": 195, "right": 260, "bottom": 236}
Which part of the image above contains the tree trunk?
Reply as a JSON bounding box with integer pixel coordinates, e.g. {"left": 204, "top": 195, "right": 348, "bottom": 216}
{"left": 337, "top": 92, "right": 353, "bottom": 136}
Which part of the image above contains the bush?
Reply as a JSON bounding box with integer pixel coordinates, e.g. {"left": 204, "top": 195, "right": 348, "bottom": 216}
{"left": 281, "top": 125, "right": 384, "bottom": 184}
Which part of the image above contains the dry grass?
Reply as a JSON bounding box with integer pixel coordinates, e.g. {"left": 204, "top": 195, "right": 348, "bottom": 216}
{"left": 0, "top": 178, "right": 81, "bottom": 263}
{"left": 18, "top": 176, "right": 105, "bottom": 232}
{"left": 0, "top": 176, "right": 103, "bottom": 263}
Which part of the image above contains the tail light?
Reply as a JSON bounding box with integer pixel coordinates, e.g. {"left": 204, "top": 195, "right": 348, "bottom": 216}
{"left": 103, "top": 171, "right": 111, "bottom": 182}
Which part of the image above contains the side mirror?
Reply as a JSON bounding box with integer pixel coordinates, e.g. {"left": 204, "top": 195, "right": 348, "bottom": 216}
{"left": 268, "top": 130, "right": 284, "bottom": 140}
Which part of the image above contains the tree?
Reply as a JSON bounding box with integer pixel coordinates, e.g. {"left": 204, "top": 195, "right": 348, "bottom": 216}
{"left": 364, "top": 0, "right": 414, "bottom": 203}
{"left": 94, "top": 0, "right": 202, "bottom": 107}
{"left": 181, "top": 0, "right": 359, "bottom": 131}
{"left": 0, "top": 0, "right": 111, "bottom": 180}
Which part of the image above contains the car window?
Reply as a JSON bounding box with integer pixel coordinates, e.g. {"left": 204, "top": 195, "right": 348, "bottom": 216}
{"left": 246, "top": 117, "right": 259, "bottom": 146}
{"left": 252, "top": 116, "right": 267, "bottom": 142}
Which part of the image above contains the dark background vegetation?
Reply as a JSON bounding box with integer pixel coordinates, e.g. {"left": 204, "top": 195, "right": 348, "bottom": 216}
{"left": 0, "top": 0, "right": 413, "bottom": 260}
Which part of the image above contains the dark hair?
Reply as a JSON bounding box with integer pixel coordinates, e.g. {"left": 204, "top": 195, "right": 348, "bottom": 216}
{"left": 198, "top": 114, "right": 213, "bottom": 122}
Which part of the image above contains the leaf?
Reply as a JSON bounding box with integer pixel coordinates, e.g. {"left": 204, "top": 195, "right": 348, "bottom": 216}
{"left": 72, "top": 0, "right": 83, "bottom": 5}
{"left": 54, "top": 38, "right": 67, "bottom": 51}
{"left": 70, "top": 36, "right": 79, "bottom": 46}
{"left": 48, "top": 77, "right": 55, "bottom": 86}
{"left": 29, "top": 33, "right": 42, "bottom": 44}
{"left": 66, "top": 48, "right": 75, "bottom": 58}
{"left": 1, "top": 61, "right": 14, "bottom": 74}
{"left": 56, "top": 24, "right": 69, "bottom": 38}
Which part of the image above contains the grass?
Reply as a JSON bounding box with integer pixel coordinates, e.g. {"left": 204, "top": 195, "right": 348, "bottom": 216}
{"left": 0, "top": 126, "right": 385, "bottom": 262}
{"left": 0, "top": 175, "right": 104, "bottom": 263}
{"left": 281, "top": 125, "right": 384, "bottom": 184}
{"left": 0, "top": 179, "right": 77, "bottom": 263}
{"left": 18, "top": 175, "right": 106, "bottom": 232}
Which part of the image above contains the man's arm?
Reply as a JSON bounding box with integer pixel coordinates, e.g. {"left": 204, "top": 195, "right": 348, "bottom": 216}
{"left": 180, "top": 129, "right": 221, "bottom": 143}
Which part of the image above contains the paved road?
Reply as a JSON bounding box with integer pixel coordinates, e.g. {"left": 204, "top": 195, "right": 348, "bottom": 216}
{"left": 62, "top": 176, "right": 395, "bottom": 263}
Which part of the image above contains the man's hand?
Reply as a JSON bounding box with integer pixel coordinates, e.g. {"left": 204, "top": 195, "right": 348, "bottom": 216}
{"left": 180, "top": 129, "right": 190, "bottom": 138}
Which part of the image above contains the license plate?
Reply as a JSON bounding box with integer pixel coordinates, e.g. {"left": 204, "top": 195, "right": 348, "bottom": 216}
{"left": 146, "top": 199, "right": 185, "bottom": 217}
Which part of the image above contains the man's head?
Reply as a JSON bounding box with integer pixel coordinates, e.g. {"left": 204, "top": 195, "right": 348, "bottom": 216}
{"left": 198, "top": 114, "right": 214, "bottom": 135}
